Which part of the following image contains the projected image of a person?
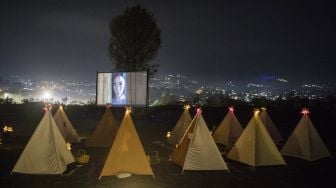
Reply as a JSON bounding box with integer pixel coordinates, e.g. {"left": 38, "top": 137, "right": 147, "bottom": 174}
{"left": 112, "top": 73, "right": 126, "bottom": 105}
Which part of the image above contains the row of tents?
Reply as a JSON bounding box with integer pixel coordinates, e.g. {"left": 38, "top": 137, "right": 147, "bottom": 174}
{"left": 168, "top": 106, "right": 332, "bottom": 172}
{"left": 10, "top": 105, "right": 332, "bottom": 178}
{"left": 11, "top": 105, "right": 154, "bottom": 178}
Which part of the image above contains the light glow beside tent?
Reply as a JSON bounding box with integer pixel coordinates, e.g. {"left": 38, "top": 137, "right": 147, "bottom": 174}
{"left": 166, "top": 131, "right": 171, "bottom": 138}
{"left": 3, "top": 126, "right": 14, "bottom": 133}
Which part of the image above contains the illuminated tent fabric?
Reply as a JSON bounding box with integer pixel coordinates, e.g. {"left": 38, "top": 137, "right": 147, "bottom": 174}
{"left": 12, "top": 110, "right": 75, "bottom": 174}
{"left": 87, "top": 108, "right": 118, "bottom": 147}
{"left": 53, "top": 106, "right": 80, "bottom": 143}
{"left": 280, "top": 113, "right": 332, "bottom": 161}
{"left": 170, "top": 110, "right": 229, "bottom": 173}
{"left": 259, "top": 108, "right": 283, "bottom": 145}
{"left": 227, "top": 112, "right": 286, "bottom": 166}
{"left": 99, "top": 109, "right": 154, "bottom": 178}
{"left": 167, "top": 108, "right": 192, "bottom": 146}
{"left": 212, "top": 108, "right": 243, "bottom": 147}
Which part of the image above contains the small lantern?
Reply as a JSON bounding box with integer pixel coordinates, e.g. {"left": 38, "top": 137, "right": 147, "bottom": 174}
{"left": 184, "top": 104, "right": 190, "bottom": 110}
{"left": 3, "top": 126, "right": 14, "bottom": 133}
{"left": 166, "top": 131, "right": 171, "bottom": 138}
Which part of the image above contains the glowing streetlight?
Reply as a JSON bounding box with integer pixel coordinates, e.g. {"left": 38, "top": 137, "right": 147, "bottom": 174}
{"left": 43, "top": 91, "right": 51, "bottom": 99}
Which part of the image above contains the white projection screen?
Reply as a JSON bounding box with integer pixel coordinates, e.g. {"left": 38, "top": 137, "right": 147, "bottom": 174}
{"left": 96, "top": 71, "right": 148, "bottom": 106}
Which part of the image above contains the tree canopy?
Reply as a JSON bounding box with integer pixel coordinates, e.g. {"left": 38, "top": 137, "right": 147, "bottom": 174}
{"left": 108, "top": 4, "right": 161, "bottom": 77}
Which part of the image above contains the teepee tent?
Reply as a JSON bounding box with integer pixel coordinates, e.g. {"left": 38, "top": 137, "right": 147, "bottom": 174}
{"left": 170, "top": 109, "right": 229, "bottom": 173}
{"left": 281, "top": 109, "right": 332, "bottom": 161}
{"left": 99, "top": 107, "right": 154, "bottom": 179}
{"left": 227, "top": 110, "right": 286, "bottom": 166}
{"left": 54, "top": 106, "right": 80, "bottom": 143}
{"left": 259, "top": 108, "right": 283, "bottom": 145}
{"left": 212, "top": 106, "right": 243, "bottom": 147}
{"left": 167, "top": 105, "right": 192, "bottom": 146}
{"left": 12, "top": 109, "right": 75, "bottom": 174}
{"left": 87, "top": 107, "right": 118, "bottom": 147}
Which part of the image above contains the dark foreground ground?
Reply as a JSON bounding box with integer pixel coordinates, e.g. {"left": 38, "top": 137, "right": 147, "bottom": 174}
{"left": 0, "top": 103, "right": 335, "bottom": 187}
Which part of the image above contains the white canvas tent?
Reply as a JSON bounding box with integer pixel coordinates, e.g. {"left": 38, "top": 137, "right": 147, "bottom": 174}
{"left": 12, "top": 109, "right": 75, "bottom": 174}
{"left": 99, "top": 107, "right": 154, "bottom": 179}
{"left": 227, "top": 110, "right": 286, "bottom": 166}
{"left": 259, "top": 108, "right": 283, "bottom": 145}
{"left": 212, "top": 107, "right": 243, "bottom": 147}
{"left": 87, "top": 107, "right": 118, "bottom": 147}
{"left": 54, "top": 106, "right": 80, "bottom": 143}
{"left": 281, "top": 109, "right": 332, "bottom": 161}
{"left": 170, "top": 109, "right": 229, "bottom": 173}
{"left": 167, "top": 105, "right": 192, "bottom": 146}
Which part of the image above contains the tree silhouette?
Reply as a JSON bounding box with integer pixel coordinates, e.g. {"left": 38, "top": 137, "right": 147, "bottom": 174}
{"left": 108, "top": 4, "right": 161, "bottom": 77}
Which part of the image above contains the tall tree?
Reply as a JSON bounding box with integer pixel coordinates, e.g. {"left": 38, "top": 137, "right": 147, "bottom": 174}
{"left": 108, "top": 4, "right": 161, "bottom": 77}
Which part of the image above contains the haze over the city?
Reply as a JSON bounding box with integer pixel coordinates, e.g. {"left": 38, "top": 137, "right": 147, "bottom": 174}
{"left": 1, "top": 0, "right": 335, "bottom": 85}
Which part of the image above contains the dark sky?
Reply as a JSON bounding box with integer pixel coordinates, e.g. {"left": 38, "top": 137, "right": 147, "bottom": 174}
{"left": 1, "top": 0, "right": 335, "bottom": 84}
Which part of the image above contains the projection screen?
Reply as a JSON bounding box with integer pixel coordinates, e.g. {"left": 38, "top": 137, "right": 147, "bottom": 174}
{"left": 96, "top": 71, "right": 148, "bottom": 106}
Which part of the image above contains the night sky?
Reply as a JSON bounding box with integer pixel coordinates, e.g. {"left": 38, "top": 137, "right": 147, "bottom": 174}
{"left": 1, "top": 0, "right": 335, "bottom": 85}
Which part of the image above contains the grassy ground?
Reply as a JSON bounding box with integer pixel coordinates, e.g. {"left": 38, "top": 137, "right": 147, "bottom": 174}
{"left": 0, "top": 103, "right": 335, "bottom": 187}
